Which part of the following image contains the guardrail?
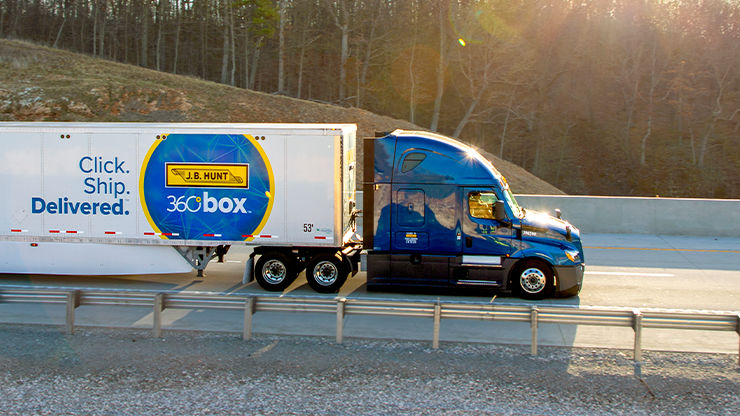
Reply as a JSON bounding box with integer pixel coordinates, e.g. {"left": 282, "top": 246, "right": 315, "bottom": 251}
{"left": 1, "top": 286, "right": 738, "bottom": 364}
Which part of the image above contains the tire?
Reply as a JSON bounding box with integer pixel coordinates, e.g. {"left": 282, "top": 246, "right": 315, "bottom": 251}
{"left": 306, "top": 252, "right": 348, "bottom": 293}
{"left": 255, "top": 252, "right": 296, "bottom": 292}
{"left": 512, "top": 260, "right": 554, "bottom": 300}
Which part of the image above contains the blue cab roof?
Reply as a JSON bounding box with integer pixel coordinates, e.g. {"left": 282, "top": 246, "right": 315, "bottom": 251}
{"left": 373, "top": 130, "right": 504, "bottom": 186}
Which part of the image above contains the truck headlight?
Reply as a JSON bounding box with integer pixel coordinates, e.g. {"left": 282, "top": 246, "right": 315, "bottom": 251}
{"left": 564, "top": 249, "right": 581, "bottom": 263}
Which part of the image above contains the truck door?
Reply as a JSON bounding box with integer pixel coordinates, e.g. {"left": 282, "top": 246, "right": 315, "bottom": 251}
{"left": 388, "top": 186, "right": 456, "bottom": 286}
{"left": 461, "top": 188, "right": 514, "bottom": 267}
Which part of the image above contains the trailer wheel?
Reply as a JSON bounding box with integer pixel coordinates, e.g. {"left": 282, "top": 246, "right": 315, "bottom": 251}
{"left": 306, "top": 253, "right": 348, "bottom": 293}
{"left": 255, "top": 252, "right": 296, "bottom": 291}
{"left": 513, "top": 260, "right": 554, "bottom": 300}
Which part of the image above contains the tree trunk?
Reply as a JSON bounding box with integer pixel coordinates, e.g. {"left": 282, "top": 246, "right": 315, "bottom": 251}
{"left": 640, "top": 41, "right": 665, "bottom": 167}
{"left": 339, "top": 20, "right": 349, "bottom": 104}
{"left": 249, "top": 37, "right": 264, "bottom": 90}
{"left": 230, "top": 2, "right": 236, "bottom": 86}
{"left": 173, "top": 0, "right": 181, "bottom": 74}
{"left": 220, "top": 0, "right": 229, "bottom": 84}
{"left": 220, "top": 33, "right": 229, "bottom": 84}
{"left": 93, "top": 0, "right": 98, "bottom": 55}
{"left": 622, "top": 45, "right": 643, "bottom": 153}
{"left": 453, "top": 90, "right": 482, "bottom": 138}
{"left": 430, "top": 0, "right": 446, "bottom": 132}
{"left": 99, "top": 1, "right": 106, "bottom": 58}
{"left": 141, "top": 0, "right": 149, "bottom": 68}
{"left": 201, "top": 2, "right": 208, "bottom": 79}
{"left": 698, "top": 117, "right": 717, "bottom": 168}
{"left": 297, "top": 24, "right": 307, "bottom": 98}
{"left": 499, "top": 95, "right": 514, "bottom": 158}
{"left": 408, "top": 44, "right": 416, "bottom": 124}
{"left": 0, "top": 1, "right": 5, "bottom": 38}
{"left": 640, "top": 114, "right": 652, "bottom": 166}
{"left": 555, "top": 123, "right": 575, "bottom": 186}
{"left": 359, "top": 21, "right": 375, "bottom": 107}
{"left": 53, "top": 13, "right": 67, "bottom": 48}
{"left": 355, "top": 47, "right": 361, "bottom": 107}
{"left": 277, "top": 0, "right": 285, "bottom": 93}
{"left": 156, "top": 0, "right": 165, "bottom": 71}
{"left": 244, "top": 26, "right": 250, "bottom": 89}
{"left": 689, "top": 127, "right": 697, "bottom": 165}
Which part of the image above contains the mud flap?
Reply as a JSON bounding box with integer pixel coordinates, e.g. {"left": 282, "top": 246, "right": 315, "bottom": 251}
{"left": 243, "top": 253, "right": 255, "bottom": 285}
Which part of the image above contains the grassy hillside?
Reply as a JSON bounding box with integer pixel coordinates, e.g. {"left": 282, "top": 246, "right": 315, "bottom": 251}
{"left": 0, "top": 39, "right": 563, "bottom": 195}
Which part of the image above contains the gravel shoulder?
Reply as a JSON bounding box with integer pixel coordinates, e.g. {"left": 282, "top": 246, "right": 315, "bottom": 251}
{"left": 0, "top": 324, "right": 738, "bottom": 415}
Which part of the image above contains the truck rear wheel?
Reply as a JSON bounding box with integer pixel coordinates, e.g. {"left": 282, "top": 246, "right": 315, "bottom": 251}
{"left": 255, "top": 252, "right": 296, "bottom": 292}
{"left": 513, "top": 260, "right": 554, "bottom": 300}
{"left": 306, "top": 252, "right": 348, "bottom": 293}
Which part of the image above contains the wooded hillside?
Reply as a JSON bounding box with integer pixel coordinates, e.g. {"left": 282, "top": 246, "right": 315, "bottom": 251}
{"left": 0, "top": 39, "right": 565, "bottom": 195}
{"left": 2, "top": 0, "right": 740, "bottom": 198}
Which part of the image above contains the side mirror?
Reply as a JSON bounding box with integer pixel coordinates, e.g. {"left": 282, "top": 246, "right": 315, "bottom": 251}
{"left": 494, "top": 200, "right": 507, "bottom": 222}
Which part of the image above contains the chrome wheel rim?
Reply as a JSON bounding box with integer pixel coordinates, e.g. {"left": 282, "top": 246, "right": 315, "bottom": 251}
{"left": 262, "top": 260, "right": 287, "bottom": 284}
{"left": 313, "top": 261, "right": 338, "bottom": 286}
{"left": 520, "top": 268, "right": 546, "bottom": 294}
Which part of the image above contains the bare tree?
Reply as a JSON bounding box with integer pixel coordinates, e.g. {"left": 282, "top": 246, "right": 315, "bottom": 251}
{"left": 324, "top": 0, "right": 356, "bottom": 105}
{"left": 429, "top": 0, "right": 447, "bottom": 132}
{"left": 277, "top": 0, "right": 286, "bottom": 93}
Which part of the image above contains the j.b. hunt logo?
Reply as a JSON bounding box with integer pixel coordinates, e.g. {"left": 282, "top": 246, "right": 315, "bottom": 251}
{"left": 166, "top": 163, "right": 248, "bottom": 188}
{"left": 166, "top": 192, "right": 248, "bottom": 214}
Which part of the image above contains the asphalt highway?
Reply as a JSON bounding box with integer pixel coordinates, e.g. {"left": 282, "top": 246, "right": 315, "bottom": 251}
{"left": 1, "top": 233, "right": 739, "bottom": 354}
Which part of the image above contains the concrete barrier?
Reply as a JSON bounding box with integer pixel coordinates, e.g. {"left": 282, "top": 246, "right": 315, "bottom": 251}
{"left": 516, "top": 195, "right": 740, "bottom": 237}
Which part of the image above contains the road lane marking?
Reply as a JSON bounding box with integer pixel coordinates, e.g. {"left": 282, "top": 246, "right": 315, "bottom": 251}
{"left": 585, "top": 271, "right": 674, "bottom": 277}
{"left": 584, "top": 246, "right": 740, "bottom": 254}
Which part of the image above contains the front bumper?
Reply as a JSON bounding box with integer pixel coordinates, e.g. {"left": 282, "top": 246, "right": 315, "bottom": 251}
{"left": 554, "top": 263, "right": 585, "bottom": 294}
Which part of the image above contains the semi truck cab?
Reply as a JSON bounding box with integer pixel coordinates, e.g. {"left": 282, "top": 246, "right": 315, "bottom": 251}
{"left": 363, "top": 130, "right": 585, "bottom": 299}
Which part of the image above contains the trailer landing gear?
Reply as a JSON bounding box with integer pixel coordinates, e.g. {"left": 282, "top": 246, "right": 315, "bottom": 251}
{"left": 174, "top": 246, "right": 217, "bottom": 277}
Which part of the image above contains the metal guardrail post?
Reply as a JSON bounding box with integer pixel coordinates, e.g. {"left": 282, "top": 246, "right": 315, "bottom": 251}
{"left": 433, "top": 301, "right": 441, "bottom": 350}
{"left": 153, "top": 293, "right": 164, "bottom": 338}
{"left": 65, "top": 290, "right": 80, "bottom": 335}
{"left": 633, "top": 309, "right": 643, "bottom": 362}
{"left": 531, "top": 306, "right": 539, "bottom": 356}
{"left": 243, "top": 297, "right": 255, "bottom": 341}
{"left": 336, "top": 298, "right": 346, "bottom": 344}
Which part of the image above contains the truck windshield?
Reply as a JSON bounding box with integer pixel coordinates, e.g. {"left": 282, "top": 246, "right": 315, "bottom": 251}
{"left": 503, "top": 187, "right": 523, "bottom": 219}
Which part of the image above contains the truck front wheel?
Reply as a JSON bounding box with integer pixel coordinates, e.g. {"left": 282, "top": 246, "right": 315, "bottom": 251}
{"left": 255, "top": 252, "right": 296, "bottom": 292}
{"left": 513, "top": 260, "right": 554, "bottom": 300}
{"left": 306, "top": 252, "right": 348, "bottom": 293}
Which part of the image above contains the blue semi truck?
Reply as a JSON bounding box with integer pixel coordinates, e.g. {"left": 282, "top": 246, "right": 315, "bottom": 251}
{"left": 361, "top": 130, "right": 584, "bottom": 299}
{"left": 0, "top": 122, "right": 583, "bottom": 299}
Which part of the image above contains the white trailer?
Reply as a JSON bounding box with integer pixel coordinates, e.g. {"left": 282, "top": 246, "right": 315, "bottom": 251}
{"left": 0, "top": 122, "right": 360, "bottom": 292}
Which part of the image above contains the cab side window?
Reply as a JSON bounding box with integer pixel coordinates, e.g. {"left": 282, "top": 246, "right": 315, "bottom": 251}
{"left": 401, "top": 152, "right": 427, "bottom": 173}
{"left": 468, "top": 192, "right": 496, "bottom": 220}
